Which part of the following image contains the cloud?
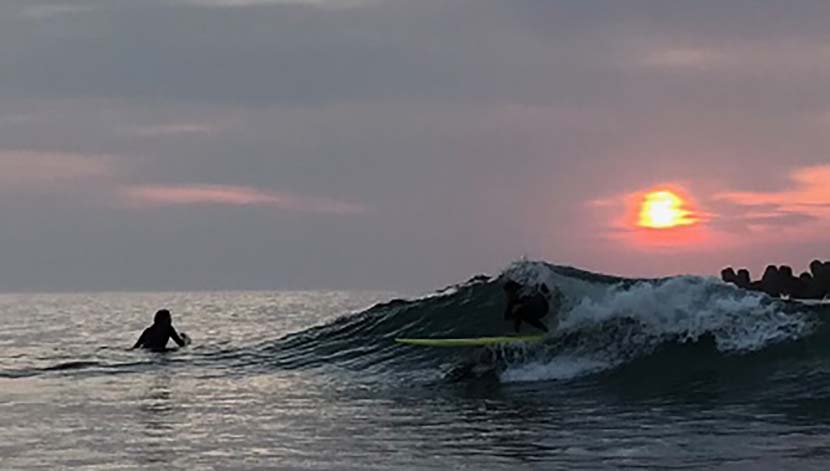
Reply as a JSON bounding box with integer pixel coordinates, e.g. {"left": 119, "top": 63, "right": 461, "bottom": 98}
{"left": 741, "top": 211, "right": 819, "bottom": 227}
{"left": 128, "top": 123, "right": 218, "bottom": 137}
{"left": 3, "top": 1, "right": 830, "bottom": 289}
{"left": 0, "top": 150, "right": 115, "bottom": 186}
{"left": 642, "top": 47, "right": 726, "bottom": 69}
{"left": 0, "top": 148, "right": 365, "bottom": 217}
{"left": 688, "top": 164, "right": 830, "bottom": 241}
{"left": 19, "top": 4, "right": 95, "bottom": 19}
{"left": 0, "top": 1, "right": 629, "bottom": 107}
{"left": 639, "top": 40, "right": 830, "bottom": 75}
{"left": 716, "top": 165, "right": 830, "bottom": 219}
{"left": 593, "top": 166, "right": 830, "bottom": 249}
{"left": 0, "top": 112, "right": 36, "bottom": 126}
{"left": 121, "top": 184, "right": 366, "bottom": 214}
{"left": 176, "top": 0, "right": 373, "bottom": 8}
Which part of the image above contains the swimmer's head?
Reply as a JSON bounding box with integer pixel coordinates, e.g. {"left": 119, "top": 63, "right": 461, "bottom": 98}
{"left": 154, "top": 309, "right": 172, "bottom": 326}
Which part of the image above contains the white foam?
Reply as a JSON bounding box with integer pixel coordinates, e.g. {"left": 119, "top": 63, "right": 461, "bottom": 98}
{"left": 497, "top": 263, "right": 814, "bottom": 383}
{"left": 561, "top": 275, "right": 809, "bottom": 352}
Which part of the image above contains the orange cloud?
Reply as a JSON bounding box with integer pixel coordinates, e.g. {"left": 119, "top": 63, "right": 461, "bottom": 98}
{"left": 715, "top": 165, "right": 830, "bottom": 232}
{"left": 121, "top": 184, "right": 366, "bottom": 215}
{"left": 590, "top": 166, "right": 830, "bottom": 252}
{"left": 717, "top": 165, "right": 830, "bottom": 208}
{"left": 0, "top": 151, "right": 115, "bottom": 186}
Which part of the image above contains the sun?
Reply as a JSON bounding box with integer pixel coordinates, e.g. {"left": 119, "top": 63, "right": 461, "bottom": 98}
{"left": 637, "top": 190, "right": 696, "bottom": 229}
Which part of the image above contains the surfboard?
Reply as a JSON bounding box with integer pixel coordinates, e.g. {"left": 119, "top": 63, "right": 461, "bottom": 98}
{"left": 395, "top": 335, "right": 545, "bottom": 347}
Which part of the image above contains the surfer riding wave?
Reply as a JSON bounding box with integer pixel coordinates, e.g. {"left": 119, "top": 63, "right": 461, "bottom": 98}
{"left": 503, "top": 279, "right": 560, "bottom": 333}
{"left": 444, "top": 279, "right": 561, "bottom": 381}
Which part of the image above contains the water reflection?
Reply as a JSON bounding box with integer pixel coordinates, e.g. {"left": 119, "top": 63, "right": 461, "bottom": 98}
{"left": 134, "top": 372, "right": 179, "bottom": 466}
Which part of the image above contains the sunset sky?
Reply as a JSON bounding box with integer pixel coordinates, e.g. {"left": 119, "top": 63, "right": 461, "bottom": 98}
{"left": 1, "top": 0, "right": 828, "bottom": 291}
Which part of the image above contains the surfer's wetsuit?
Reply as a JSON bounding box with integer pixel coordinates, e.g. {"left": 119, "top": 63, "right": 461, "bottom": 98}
{"left": 504, "top": 281, "right": 552, "bottom": 333}
{"left": 133, "top": 309, "right": 186, "bottom": 351}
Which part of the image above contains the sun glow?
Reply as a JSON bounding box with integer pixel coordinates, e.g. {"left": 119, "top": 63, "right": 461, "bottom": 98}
{"left": 637, "top": 190, "right": 696, "bottom": 229}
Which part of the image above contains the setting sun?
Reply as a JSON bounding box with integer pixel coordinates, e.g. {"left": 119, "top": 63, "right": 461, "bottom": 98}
{"left": 638, "top": 190, "right": 696, "bottom": 229}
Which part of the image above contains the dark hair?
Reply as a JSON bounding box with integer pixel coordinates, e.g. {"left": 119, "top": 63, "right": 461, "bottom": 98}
{"left": 154, "top": 309, "right": 172, "bottom": 325}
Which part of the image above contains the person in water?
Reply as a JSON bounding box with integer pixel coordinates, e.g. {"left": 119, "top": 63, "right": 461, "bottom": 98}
{"left": 132, "top": 309, "right": 188, "bottom": 351}
{"left": 447, "top": 280, "right": 558, "bottom": 382}
{"left": 503, "top": 279, "right": 555, "bottom": 333}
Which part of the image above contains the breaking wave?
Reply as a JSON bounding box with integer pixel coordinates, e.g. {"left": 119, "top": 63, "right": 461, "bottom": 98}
{"left": 266, "top": 260, "right": 827, "bottom": 384}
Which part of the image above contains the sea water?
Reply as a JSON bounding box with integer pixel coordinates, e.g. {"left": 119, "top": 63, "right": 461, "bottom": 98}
{"left": 3, "top": 261, "right": 830, "bottom": 470}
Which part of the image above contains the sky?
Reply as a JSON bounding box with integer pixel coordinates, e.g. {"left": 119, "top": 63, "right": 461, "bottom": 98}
{"left": 1, "top": 0, "right": 829, "bottom": 292}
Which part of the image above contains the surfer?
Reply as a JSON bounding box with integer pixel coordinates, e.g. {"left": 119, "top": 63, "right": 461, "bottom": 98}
{"left": 132, "top": 309, "right": 189, "bottom": 351}
{"left": 503, "top": 280, "right": 555, "bottom": 333}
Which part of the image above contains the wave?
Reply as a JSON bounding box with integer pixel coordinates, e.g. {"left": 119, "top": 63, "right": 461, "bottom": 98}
{"left": 265, "top": 260, "right": 828, "bottom": 383}
{"left": 8, "top": 260, "right": 827, "bottom": 384}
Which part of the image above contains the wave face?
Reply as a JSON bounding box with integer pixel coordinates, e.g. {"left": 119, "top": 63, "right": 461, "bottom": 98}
{"left": 264, "top": 261, "right": 829, "bottom": 384}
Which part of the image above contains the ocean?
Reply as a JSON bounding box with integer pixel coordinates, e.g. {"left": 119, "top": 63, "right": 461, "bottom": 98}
{"left": 2, "top": 260, "right": 830, "bottom": 470}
